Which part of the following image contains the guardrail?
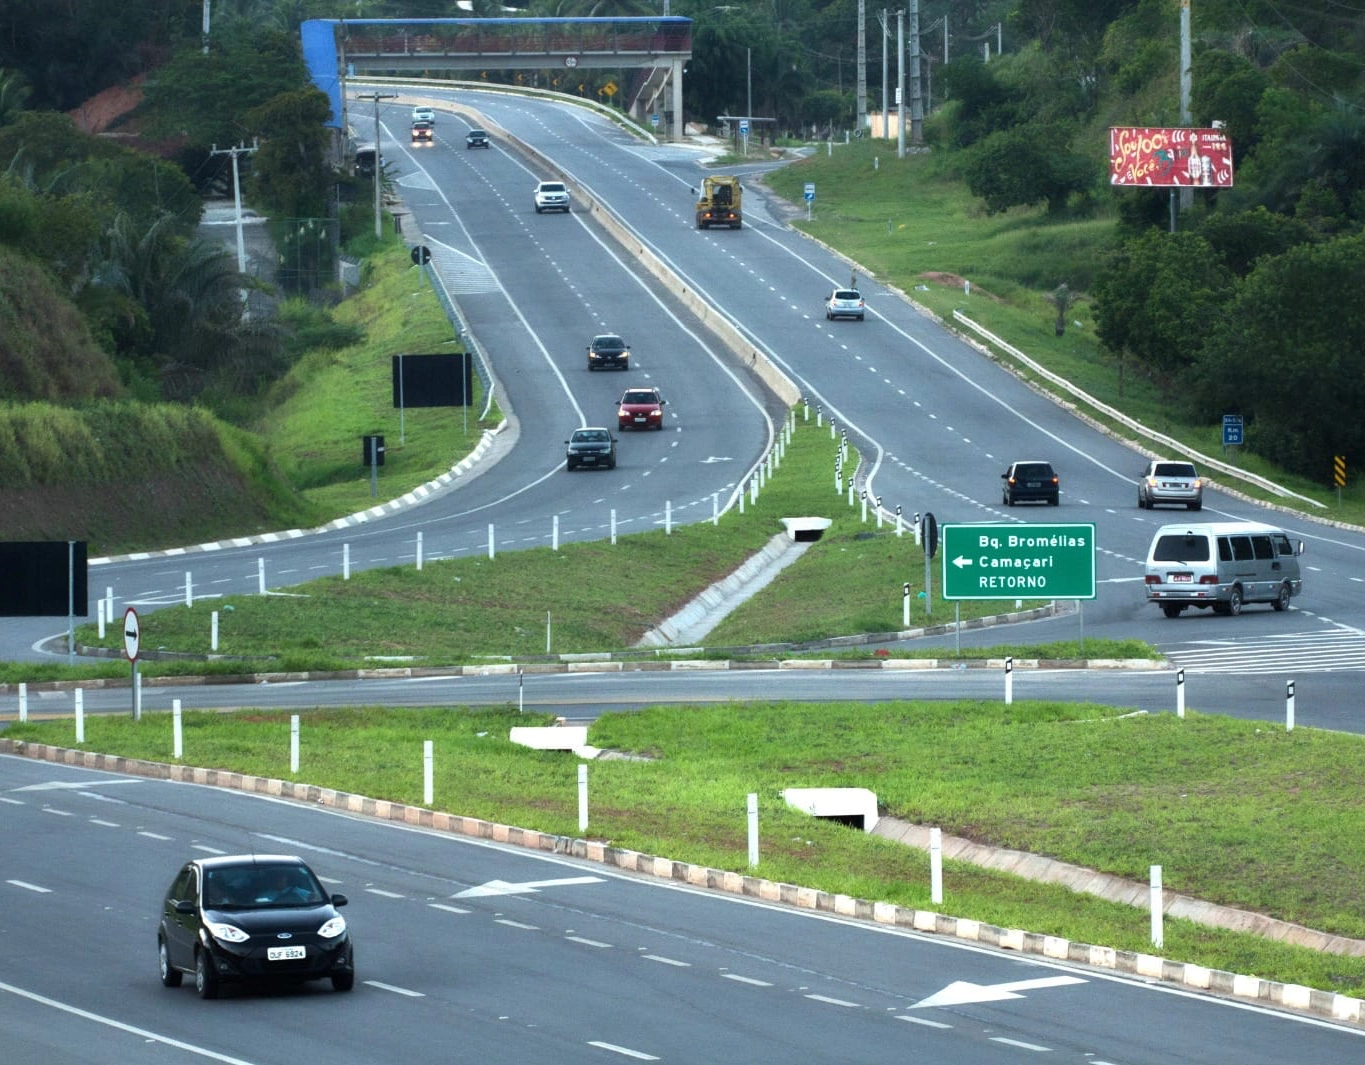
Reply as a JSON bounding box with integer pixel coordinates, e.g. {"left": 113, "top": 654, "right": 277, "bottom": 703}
{"left": 952, "top": 311, "right": 1326, "bottom": 510}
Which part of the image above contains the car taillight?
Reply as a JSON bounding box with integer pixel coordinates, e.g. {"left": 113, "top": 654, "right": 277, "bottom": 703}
{"left": 1199, "top": 575, "right": 1219, "bottom": 584}
{"left": 1144, "top": 575, "right": 1160, "bottom": 585}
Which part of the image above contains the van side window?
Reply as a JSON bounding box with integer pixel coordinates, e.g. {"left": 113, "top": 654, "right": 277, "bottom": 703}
{"left": 1218, "top": 537, "right": 1233, "bottom": 562}
{"left": 1273, "top": 534, "right": 1293, "bottom": 556}
{"left": 1230, "top": 536, "right": 1255, "bottom": 562}
{"left": 1251, "top": 535, "right": 1275, "bottom": 560}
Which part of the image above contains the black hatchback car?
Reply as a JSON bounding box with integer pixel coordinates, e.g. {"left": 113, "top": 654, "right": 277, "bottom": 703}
{"left": 158, "top": 854, "right": 354, "bottom": 998}
{"left": 1002, "top": 460, "right": 1060, "bottom": 506}
{"left": 565, "top": 427, "right": 617, "bottom": 470}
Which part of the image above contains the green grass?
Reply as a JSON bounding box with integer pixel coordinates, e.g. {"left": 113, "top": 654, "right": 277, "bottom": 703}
{"left": 254, "top": 243, "right": 502, "bottom": 516}
{"left": 50, "top": 413, "right": 1147, "bottom": 672}
{"left": 9, "top": 699, "right": 1365, "bottom": 997}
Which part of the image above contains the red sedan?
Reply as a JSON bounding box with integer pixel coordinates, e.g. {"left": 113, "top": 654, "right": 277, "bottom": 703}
{"left": 617, "top": 387, "right": 666, "bottom": 431}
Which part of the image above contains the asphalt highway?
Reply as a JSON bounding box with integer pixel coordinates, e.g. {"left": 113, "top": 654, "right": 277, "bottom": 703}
{"left": 4, "top": 752, "right": 1362, "bottom": 1065}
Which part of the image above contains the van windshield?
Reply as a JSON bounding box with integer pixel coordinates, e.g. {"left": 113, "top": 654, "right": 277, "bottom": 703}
{"left": 1152, "top": 534, "right": 1210, "bottom": 563}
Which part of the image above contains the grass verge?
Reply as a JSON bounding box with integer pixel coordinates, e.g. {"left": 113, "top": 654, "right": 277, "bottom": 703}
{"left": 8, "top": 699, "right": 1364, "bottom": 997}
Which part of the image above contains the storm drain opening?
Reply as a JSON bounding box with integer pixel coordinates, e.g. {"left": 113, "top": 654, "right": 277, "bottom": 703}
{"left": 781, "top": 517, "right": 832, "bottom": 543}
{"left": 782, "top": 787, "right": 879, "bottom": 832}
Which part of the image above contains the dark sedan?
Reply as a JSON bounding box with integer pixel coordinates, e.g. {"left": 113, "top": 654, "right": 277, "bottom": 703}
{"left": 158, "top": 854, "right": 354, "bottom": 999}
{"left": 565, "top": 427, "right": 617, "bottom": 470}
{"left": 587, "top": 333, "right": 630, "bottom": 371}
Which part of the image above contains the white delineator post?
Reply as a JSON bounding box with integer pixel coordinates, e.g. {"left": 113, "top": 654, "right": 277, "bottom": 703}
{"left": 747, "top": 793, "right": 759, "bottom": 868}
{"left": 343, "top": 543, "right": 350, "bottom": 579}
{"left": 930, "top": 827, "right": 943, "bottom": 904}
{"left": 423, "top": 740, "right": 434, "bottom": 806}
{"left": 173, "top": 699, "right": 183, "bottom": 759}
{"left": 18, "top": 682, "right": 27, "bottom": 723}
{"left": 1176, "top": 667, "right": 1185, "bottom": 718}
{"left": 1150, "top": 864, "right": 1164, "bottom": 948}
{"left": 75, "top": 689, "right": 84, "bottom": 744}
{"left": 1286, "top": 680, "right": 1295, "bottom": 731}
{"left": 578, "top": 764, "right": 589, "bottom": 832}
{"left": 1004, "top": 656, "right": 1014, "bottom": 705}
{"left": 290, "top": 715, "right": 300, "bottom": 774}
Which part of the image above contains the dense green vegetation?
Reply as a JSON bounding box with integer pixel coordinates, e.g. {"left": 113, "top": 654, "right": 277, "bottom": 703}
{"left": 9, "top": 700, "right": 1365, "bottom": 996}
{"left": 2, "top": 1, "right": 1362, "bottom": 551}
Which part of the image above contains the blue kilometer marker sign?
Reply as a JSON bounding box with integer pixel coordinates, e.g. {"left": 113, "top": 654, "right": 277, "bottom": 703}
{"left": 941, "top": 524, "right": 1097, "bottom": 600}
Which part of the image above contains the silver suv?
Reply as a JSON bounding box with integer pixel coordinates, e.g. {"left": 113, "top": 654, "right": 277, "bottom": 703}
{"left": 1138, "top": 459, "right": 1203, "bottom": 510}
{"left": 534, "top": 180, "right": 570, "bottom": 213}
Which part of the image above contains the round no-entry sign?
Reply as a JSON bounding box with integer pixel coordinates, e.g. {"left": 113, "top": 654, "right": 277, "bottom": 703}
{"left": 123, "top": 607, "right": 140, "bottom": 663}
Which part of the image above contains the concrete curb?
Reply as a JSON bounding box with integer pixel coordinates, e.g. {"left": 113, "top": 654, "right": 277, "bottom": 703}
{"left": 3, "top": 738, "right": 1358, "bottom": 1027}
{"left": 0, "top": 654, "right": 1172, "bottom": 696}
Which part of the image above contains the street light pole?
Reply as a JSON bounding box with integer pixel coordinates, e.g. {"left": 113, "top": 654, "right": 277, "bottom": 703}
{"left": 355, "top": 91, "right": 397, "bottom": 239}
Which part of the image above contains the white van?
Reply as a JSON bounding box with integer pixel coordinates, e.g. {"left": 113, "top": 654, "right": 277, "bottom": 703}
{"left": 1144, "top": 522, "right": 1304, "bottom": 618}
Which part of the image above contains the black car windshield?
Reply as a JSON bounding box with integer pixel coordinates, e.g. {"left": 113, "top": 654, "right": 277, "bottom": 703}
{"left": 623, "top": 392, "right": 655, "bottom": 404}
{"left": 1154, "top": 463, "right": 1197, "bottom": 478}
{"left": 204, "top": 865, "right": 326, "bottom": 908}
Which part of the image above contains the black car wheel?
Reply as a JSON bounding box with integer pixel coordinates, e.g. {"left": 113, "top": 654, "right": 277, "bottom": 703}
{"left": 332, "top": 971, "right": 355, "bottom": 992}
{"left": 1273, "top": 582, "right": 1291, "bottom": 611}
{"left": 159, "top": 938, "right": 182, "bottom": 987}
{"left": 1161, "top": 604, "right": 1185, "bottom": 618}
{"left": 195, "top": 950, "right": 219, "bottom": 1000}
{"left": 1004, "top": 491, "right": 1014, "bottom": 506}
{"left": 1048, "top": 494, "right": 1059, "bottom": 505}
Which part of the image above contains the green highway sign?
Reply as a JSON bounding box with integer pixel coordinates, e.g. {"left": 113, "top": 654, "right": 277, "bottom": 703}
{"left": 941, "top": 523, "right": 1096, "bottom": 600}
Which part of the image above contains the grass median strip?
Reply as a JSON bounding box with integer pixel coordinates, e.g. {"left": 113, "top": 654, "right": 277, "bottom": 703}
{"left": 47, "top": 412, "right": 1148, "bottom": 674}
{"left": 8, "top": 699, "right": 1364, "bottom": 997}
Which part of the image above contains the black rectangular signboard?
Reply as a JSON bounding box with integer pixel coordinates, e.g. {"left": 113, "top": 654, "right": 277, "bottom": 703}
{"left": 392, "top": 353, "right": 473, "bottom": 408}
{"left": 0, "top": 541, "right": 89, "bottom": 617}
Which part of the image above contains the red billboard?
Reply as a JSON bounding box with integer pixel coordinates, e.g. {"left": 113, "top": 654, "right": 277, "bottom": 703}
{"left": 1109, "top": 127, "right": 1234, "bottom": 188}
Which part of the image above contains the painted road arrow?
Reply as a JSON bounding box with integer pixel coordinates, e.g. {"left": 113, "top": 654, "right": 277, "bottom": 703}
{"left": 455, "top": 875, "right": 605, "bottom": 898}
{"left": 912, "top": 975, "right": 1086, "bottom": 1009}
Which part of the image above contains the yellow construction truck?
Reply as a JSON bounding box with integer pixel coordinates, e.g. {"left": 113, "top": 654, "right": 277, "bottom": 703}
{"left": 693, "top": 176, "right": 743, "bottom": 229}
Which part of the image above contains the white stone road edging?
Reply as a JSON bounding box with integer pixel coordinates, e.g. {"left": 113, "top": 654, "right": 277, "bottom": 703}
{"left": 2, "top": 739, "right": 1358, "bottom": 1028}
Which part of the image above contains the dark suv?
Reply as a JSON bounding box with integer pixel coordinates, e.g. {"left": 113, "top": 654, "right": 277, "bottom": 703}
{"left": 465, "top": 128, "right": 490, "bottom": 148}
{"left": 1002, "top": 461, "right": 1060, "bottom": 506}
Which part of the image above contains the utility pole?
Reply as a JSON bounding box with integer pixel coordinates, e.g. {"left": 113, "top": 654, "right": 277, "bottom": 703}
{"left": 856, "top": 0, "right": 867, "bottom": 134}
{"left": 879, "top": 9, "right": 890, "bottom": 140}
{"left": 1178, "top": 0, "right": 1193, "bottom": 218}
{"left": 909, "top": 0, "right": 923, "bottom": 144}
{"left": 355, "top": 92, "right": 397, "bottom": 239}
{"left": 896, "top": 9, "right": 905, "bottom": 158}
{"left": 202, "top": 0, "right": 210, "bottom": 54}
{"left": 209, "top": 142, "right": 258, "bottom": 310}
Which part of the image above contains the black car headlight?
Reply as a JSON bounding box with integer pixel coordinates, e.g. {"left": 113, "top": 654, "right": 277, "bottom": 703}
{"left": 204, "top": 920, "right": 249, "bottom": 944}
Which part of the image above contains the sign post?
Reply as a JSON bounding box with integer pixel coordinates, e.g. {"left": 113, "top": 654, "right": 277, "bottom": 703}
{"left": 941, "top": 524, "right": 1096, "bottom": 601}
{"left": 804, "top": 182, "right": 815, "bottom": 221}
{"left": 123, "top": 607, "right": 141, "bottom": 721}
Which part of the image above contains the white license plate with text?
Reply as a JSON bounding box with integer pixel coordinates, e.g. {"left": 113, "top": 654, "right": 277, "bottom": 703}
{"left": 267, "top": 945, "right": 307, "bottom": 961}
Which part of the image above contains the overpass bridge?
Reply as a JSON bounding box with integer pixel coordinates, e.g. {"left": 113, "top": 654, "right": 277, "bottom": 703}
{"left": 301, "top": 17, "right": 691, "bottom": 142}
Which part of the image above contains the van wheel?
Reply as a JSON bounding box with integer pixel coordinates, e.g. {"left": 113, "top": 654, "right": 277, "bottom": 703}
{"left": 1188, "top": 501, "right": 1202, "bottom": 511}
{"left": 1272, "top": 582, "right": 1291, "bottom": 611}
{"left": 1161, "top": 605, "right": 1185, "bottom": 618}
{"left": 1226, "top": 586, "right": 1243, "bottom": 616}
